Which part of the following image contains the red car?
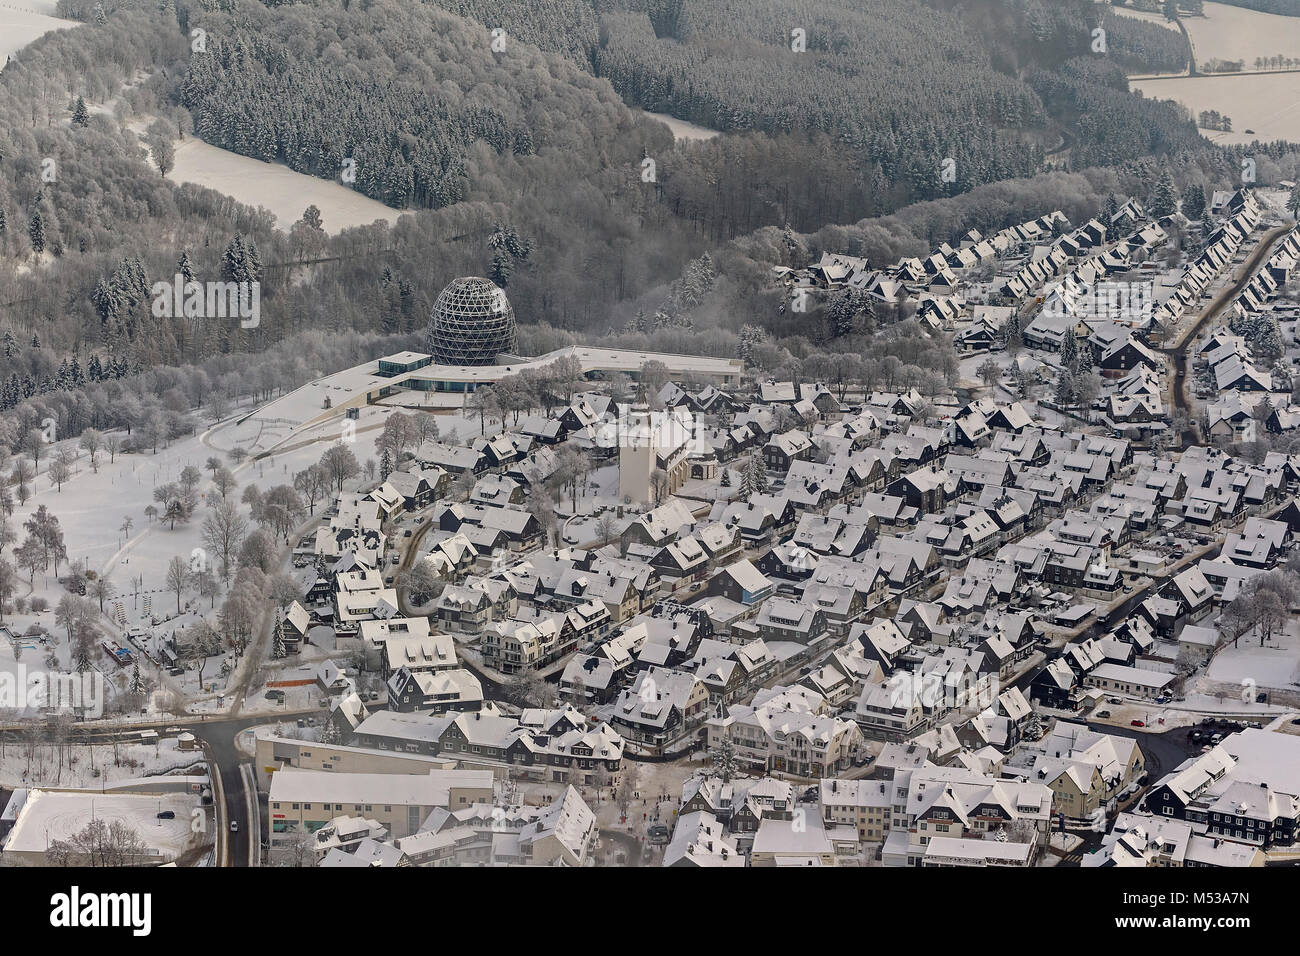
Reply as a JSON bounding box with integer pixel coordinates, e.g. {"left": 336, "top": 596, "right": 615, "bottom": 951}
{"left": 1130, "top": 720, "right": 1146, "bottom": 727}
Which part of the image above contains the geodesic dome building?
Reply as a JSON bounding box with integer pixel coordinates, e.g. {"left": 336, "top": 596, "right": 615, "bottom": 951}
{"left": 426, "top": 276, "right": 517, "bottom": 366}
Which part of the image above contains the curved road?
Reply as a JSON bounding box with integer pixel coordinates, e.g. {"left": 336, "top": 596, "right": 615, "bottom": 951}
{"left": 1159, "top": 223, "right": 1291, "bottom": 431}
{"left": 0, "top": 709, "right": 317, "bottom": 866}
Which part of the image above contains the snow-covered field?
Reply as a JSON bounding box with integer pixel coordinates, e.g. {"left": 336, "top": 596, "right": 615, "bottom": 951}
{"left": 1111, "top": 5, "right": 1174, "bottom": 29}
{"left": 5, "top": 789, "right": 205, "bottom": 862}
{"left": 643, "top": 110, "right": 722, "bottom": 142}
{"left": 0, "top": 736, "right": 203, "bottom": 789}
{"left": 1185, "top": 1, "right": 1300, "bottom": 65}
{"left": 1133, "top": 72, "right": 1300, "bottom": 144}
{"left": 166, "top": 137, "right": 405, "bottom": 235}
{"left": 1121, "top": 2, "right": 1300, "bottom": 142}
{"left": 1114, "top": 2, "right": 1300, "bottom": 66}
{"left": 1207, "top": 618, "right": 1300, "bottom": 690}
{"left": 0, "top": 0, "right": 78, "bottom": 63}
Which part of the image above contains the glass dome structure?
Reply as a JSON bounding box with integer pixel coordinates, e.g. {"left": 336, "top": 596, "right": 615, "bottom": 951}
{"left": 426, "top": 276, "right": 517, "bottom": 366}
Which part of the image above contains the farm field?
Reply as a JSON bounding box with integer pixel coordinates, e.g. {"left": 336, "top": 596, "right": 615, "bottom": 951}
{"left": 1133, "top": 71, "right": 1300, "bottom": 144}
{"left": 1118, "top": 1, "right": 1300, "bottom": 142}
{"left": 1185, "top": 1, "right": 1300, "bottom": 66}
{"left": 0, "top": 0, "right": 78, "bottom": 63}
{"left": 166, "top": 137, "right": 406, "bottom": 235}
{"left": 1114, "top": 2, "right": 1300, "bottom": 66}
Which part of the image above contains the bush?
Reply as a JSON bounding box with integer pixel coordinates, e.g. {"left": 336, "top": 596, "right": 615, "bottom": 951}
{"left": 30, "top": 597, "right": 48, "bottom": 612}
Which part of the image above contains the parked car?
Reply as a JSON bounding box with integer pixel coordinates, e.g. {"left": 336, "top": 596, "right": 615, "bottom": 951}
{"left": 646, "top": 824, "right": 670, "bottom": 845}
{"left": 156, "top": 810, "right": 175, "bottom": 820}
{"left": 1107, "top": 696, "right": 1122, "bottom": 705}
{"left": 1131, "top": 720, "right": 1146, "bottom": 727}
{"left": 1155, "top": 695, "right": 1171, "bottom": 704}
{"left": 1096, "top": 709, "right": 1111, "bottom": 719}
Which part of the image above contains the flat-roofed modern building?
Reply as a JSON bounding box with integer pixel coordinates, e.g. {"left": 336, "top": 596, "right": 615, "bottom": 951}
{"left": 262, "top": 346, "right": 744, "bottom": 434}
{"left": 267, "top": 768, "right": 494, "bottom": 844}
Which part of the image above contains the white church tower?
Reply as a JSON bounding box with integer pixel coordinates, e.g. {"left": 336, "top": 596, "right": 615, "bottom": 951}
{"left": 619, "top": 384, "right": 656, "bottom": 505}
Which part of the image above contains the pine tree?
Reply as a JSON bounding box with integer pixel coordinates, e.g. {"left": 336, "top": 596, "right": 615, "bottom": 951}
{"left": 826, "top": 289, "right": 869, "bottom": 339}
{"left": 27, "top": 210, "right": 45, "bottom": 255}
{"left": 178, "top": 250, "right": 195, "bottom": 284}
{"left": 221, "top": 234, "right": 261, "bottom": 284}
{"left": 221, "top": 234, "right": 244, "bottom": 283}
{"left": 1076, "top": 341, "right": 1093, "bottom": 373}
{"left": 379, "top": 449, "right": 392, "bottom": 481}
{"left": 72, "top": 96, "right": 89, "bottom": 128}
{"left": 1182, "top": 184, "right": 1207, "bottom": 221}
{"left": 1055, "top": 370, "right": 1076, "bottom": 407}
{"left": 1287, "top": 183, "right": 1300, "bottom": 220}
{"left": 1149, "top": 168, "right": 1178, "bottom": 218}
{"left": 744, "top": 452, "right": 768, "bottom": 497}
{"left": 490, "top": 251, "right": 512, "bottom": 288}
{"left": 1059, "top": 330, "right": 1077, "bottom": 367}
{"left": 2, "top": 330, "right": 14, "bottom": 359}
{"left": 272, "top": 618, "right": 286, "bottom": 659}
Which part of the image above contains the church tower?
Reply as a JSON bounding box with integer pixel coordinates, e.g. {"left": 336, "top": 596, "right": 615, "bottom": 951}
{"left": 619, "top": 384, "right": 656, "bottom": 505}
